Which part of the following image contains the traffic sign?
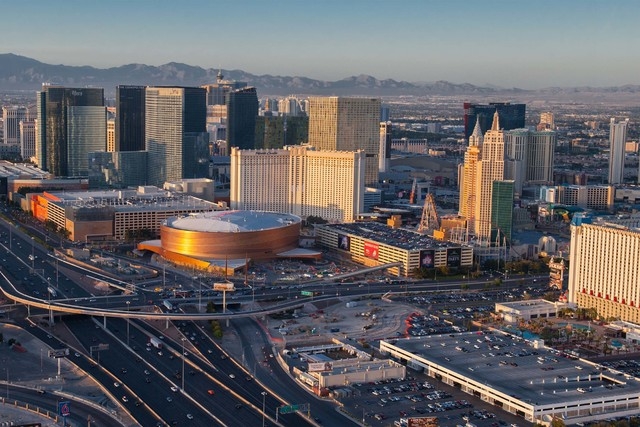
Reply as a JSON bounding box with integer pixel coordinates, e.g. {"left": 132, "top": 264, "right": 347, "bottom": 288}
{"left": 301, "top": 291, "right": 313, "bottom": 297}
{"left": 58, "top": 401, "right": 71, "bottom": 417}
{"left": 279, "top": 404, "right": 300, "bottom": 414}
{"left": 48, "top": 348, "right": 69, "bottom": 358}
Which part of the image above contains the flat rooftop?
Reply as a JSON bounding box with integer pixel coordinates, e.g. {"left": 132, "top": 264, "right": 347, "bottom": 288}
{"left": 320, "top": 222, "right": 462, "bottom": 250}
{"left": 386, "top": 331, "right": 640, "bottom": 406}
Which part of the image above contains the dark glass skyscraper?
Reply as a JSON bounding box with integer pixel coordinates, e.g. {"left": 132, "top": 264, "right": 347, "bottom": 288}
{"left": 463, "top": 102, "right": 526, "bottom": 140}
{"left": 115, "top": 85, "right": 145, "bottom": 152}
{"left": 36, "top": 86, "right": 105, "bottom": 176}
{"left": 226, "top": 87, "right": 258, "bottom": 149}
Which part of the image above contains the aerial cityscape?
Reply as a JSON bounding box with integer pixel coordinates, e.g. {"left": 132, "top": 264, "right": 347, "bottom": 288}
{"left": 1, "top": 2, "right": 640, "bottom": 427}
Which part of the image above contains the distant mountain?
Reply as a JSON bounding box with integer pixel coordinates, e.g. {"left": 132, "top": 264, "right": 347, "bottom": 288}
{"left": 0, "top": 53, "right": 638, "bottom": 99}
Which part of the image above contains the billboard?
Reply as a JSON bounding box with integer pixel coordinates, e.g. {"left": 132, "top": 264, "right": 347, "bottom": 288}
{"left": 213, "top": 282, "right": 235, "bottom": 291}
{"left": 419, "top": 250, "right": 435, "bottom": 269}
{"left": 48, "top": 348, "right": 69, "bottom": 358}
{"left": 337, "top": 234, "right": 351, "bottom": 251}
{"left": 446, "top": 248, "right": 461, "bottom": 268}
{"left": 408, "top": 417, "right": 438, "bottom": 427}
{"left": 308, "top": 362, "right": 332, "bottom": 372}
{"left": 363, "top": 241, "right": 379, "bottom": 260}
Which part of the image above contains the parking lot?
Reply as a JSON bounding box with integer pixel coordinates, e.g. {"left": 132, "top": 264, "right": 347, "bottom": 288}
{"left": 338, "top": 372, "right": 529, "bottom": 427}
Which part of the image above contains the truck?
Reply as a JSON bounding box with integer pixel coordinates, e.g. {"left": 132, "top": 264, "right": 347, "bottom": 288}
{"left": 149, "top": 337, "right": 163, "bottom": 349}
{"left": 162, "top": 300, "right": 173, "bottom": 311}
{"left": 47, "top": 287, "right": 57, "bottom": 298}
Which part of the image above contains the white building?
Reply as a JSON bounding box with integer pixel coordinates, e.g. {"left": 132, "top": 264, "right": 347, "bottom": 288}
{"left": 230, "top": 146, "right": 365, "bottom": 223}
{"left": 19, "top": 120, "right": 36, "bottom": 160}
{"left": 608, "top": 118, "right": 629, "bottom": 185}
{"left": 569, "top": 220, "right": 640, "bottom": 323}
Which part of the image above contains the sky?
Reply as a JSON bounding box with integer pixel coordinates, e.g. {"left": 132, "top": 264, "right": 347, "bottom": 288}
{"left": 2, "top": 0, "right": 640, "bottom": 89}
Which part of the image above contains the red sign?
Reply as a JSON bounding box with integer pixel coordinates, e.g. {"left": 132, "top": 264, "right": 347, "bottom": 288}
{"left": 363, "top": 242, "right": 379, "bottom": 260}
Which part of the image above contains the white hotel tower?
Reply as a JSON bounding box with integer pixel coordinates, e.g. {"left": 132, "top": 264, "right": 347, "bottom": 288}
{"left": 230, "top": 146, "right": 365, "bottom": 223}
{"left": 569, "top": 219, "right": 640, "bottom": 323}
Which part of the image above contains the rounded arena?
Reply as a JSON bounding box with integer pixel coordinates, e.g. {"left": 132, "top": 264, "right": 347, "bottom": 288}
{"left": 150, "top": 210, "right": 303, "bottom": 262}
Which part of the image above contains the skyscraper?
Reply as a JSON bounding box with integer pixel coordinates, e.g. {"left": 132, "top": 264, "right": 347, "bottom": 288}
{"left": 19, "top": 120, "right": 36, "bottom": 160}
{"left": 503, "top": 128, "right": 556, "bottom": 195}
{"left": 226, "top": 87, "right": 258, "bottom": 150}
{"left": 475, "top": 111, "right": 505, "bottom": 241}
{"left": 115, "top": 85, "right": 146, "bottom": 152}
{"left": 36, "top": 86, "right": 105, "bottom": 176}
{"left": 308, "top": 96, "right": 381, "bottom": 186}
{"left": 2, "top": 106, "right": 27, "bottom": 145}
{"left": 459, "top": 118, "right": 483, "bottom": 229}
{"left": 608, "top": 118, "right": 629, "bottom": 185}
{"left": 145, "top": 86, "right": 208, "bottom": 187}
{"left": 463, "top": 102, "right": 525, "bottom": 140}
{"left": 201, "top": 71, "right": 247, "bottom": 106}
{"left": 379, "top": 121, "right": 392, "bottom": 173}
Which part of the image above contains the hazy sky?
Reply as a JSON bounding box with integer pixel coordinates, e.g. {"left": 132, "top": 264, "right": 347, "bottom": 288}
{"left": 3, "top": 0, "right": 639, "bottom": 89}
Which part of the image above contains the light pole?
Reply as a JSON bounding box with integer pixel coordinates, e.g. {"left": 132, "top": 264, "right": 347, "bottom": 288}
{"left": 181, "top": 338, "right": 186, "bottom": 392}
{"left": 31, "top": 237, "right": 35, "bottom": 269}
{"left": 261, "top": 391, "right": 267, "bottom": 427}
{"left": 126, "top": 301, "right": 131, "bottom": 346}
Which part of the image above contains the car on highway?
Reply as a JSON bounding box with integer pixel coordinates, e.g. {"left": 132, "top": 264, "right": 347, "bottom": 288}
{"left": 74, "top": 352, "right": 81, "bottom": 357}
{"left": 121, "top": 396, "right": 128, "bottom": 403}
{"left": 170, "top": 386, "right": 178, "bottom": 392}
{"left": 144, "top": 370, "right": 150, "bottom": 375}
{"left": 114, "top": 382, "right": 120, "bottom": 388}
{"left": 166, "top": 396, "right": 172, "bottom": 402}
{"left": 229, "top": 373, "right": 235, "bottom": 379}
{"left": 186, "top": 414, "right": 194, "bottom": 420}
{"left": 207, "top": 389, "right": 215, "bottom": 395}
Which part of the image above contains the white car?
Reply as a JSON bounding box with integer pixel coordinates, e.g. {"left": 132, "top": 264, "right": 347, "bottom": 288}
{"left": 229, "top": 374, "right": 235, "bottom": 379}
{"left": 170, "top": 386, "right": 178, "bottom": 392}
{"left": 114, "top": 382, "right": 120, "bottom": 388}
{"left": 186, "top": 414, "right": 194, "bottom": 420}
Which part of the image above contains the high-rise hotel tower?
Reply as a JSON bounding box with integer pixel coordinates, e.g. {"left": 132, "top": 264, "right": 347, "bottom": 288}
{"left": 308, "top": 97, "right": 381, "bottom": 187}
{"left": 36, "top": 85, "right": 105, "bottom": 176}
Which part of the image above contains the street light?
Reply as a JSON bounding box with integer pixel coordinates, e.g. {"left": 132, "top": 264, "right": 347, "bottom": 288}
{"left": 181, "top": 338, "right": 186, "bottom": 392}
{"left": 261, "top": 391, "right": 267, "bottom": 427}
{"left": 126, "top": 301, "right": 131, "bottom": 346}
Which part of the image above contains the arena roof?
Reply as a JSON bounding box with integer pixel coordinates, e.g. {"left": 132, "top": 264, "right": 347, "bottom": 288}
{"left": 166, "top": 210, "right": 301, "bottom": 233}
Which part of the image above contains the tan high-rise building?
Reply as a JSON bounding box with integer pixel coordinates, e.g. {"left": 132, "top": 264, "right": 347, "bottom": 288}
{"left": 308, "top": 97, "right": 381, "bottom": 186}
{"left": 230, "top": 146, "right": 365, "bottom": 223}
{"left": 459, "top": 118, "right": 483, "bottom": 232}
{"left": 106, "top": 118, "right": 115, "bottom": 152}
{"left": 475, "top": 111, "right": 505, "bottom": 240}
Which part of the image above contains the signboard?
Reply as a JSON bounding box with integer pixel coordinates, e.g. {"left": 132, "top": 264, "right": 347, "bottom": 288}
{"left": 307, "top": 362, "right": 332, "bottom": 372}
{"left": 48, "top": 348, "right": 70, "bottom": 358}
{"left": 98, "top": 343, "right": 109, "bottom": 351}
{"left": 58, "top": 401, "right": 71, "bottom": 417}
{"left": 419, "top": 250, "right": 435, "bottom": 268}
{"left": 408, "top": 417, "right": 438, "bottom": 427}
{"left": 213, "top": 282, "right": 235, "bottom": 292}
{"left": 301, "top": 291, "right": 314, "bottom": 297}
{"left": 363, "top": 241, "right": 379, "bottom": 260}
{"left": 279, "top": 404, "right": 301, "bottom": 414}
{"left": 446, "top": 248, "right": 461, "bottom": 268}
{"left": 337, "top": 234, "right": 350, "bottom": 251}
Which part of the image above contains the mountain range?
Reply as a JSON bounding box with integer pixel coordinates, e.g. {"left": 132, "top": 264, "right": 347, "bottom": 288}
{"left": 1, "top": 53, "right": 640, "bottom": 100}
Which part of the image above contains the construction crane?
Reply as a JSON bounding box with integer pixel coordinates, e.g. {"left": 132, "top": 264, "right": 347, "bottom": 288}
{"left": 417, "top": 193, "right": 441, "bottom": 236}
{"left": 409, "top": 177, "right": 418, "bottom": 204}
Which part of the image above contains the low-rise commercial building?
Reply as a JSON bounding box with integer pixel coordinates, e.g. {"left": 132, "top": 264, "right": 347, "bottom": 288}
{"left": 315, "top": 221, "right": 472, "bottom": 276}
